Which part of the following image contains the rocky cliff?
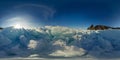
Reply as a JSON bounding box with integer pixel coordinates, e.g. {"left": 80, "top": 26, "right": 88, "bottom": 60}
{"left": 87, "top": 25, "right": 120, "bottom": 30}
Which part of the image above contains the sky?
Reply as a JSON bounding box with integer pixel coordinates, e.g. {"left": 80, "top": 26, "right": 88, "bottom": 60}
{"left": 0, "top": 0, "right": 120, "bottom": 28}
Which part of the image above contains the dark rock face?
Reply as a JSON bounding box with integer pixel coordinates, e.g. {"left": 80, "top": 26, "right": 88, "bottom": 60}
{"left": 87, "top": 25, "right": 112, "bottom": 30}
{"left": 0, "top": 27, "right": 3, "bottom": 30}
{"left": 112, "top": 27, "right": 120, "bottom": 29}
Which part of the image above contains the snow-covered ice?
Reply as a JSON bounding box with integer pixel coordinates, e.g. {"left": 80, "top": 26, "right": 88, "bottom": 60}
{"left": 0, "top": 26, "right": 120, "bottom": 58}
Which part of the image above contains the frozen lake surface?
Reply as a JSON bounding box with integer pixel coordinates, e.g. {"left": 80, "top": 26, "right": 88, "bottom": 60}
{"left": 0, "top": 27, "right": 120, "bottom": 59}
{"left": 0, "top": 58, "right": 120, "bottom": 60}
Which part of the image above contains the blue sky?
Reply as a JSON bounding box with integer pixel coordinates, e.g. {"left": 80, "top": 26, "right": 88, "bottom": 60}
{"left": 0, "top": 0, "right": 120, "bottom": 28}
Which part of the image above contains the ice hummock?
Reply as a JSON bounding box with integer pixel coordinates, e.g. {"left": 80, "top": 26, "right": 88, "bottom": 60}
{"left": 0, "top": 26, "right": 119, "bottom": 58}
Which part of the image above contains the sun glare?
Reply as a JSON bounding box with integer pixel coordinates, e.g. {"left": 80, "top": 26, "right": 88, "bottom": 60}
{"left": 14, "top": 24, "right": 23, "bottom": 29}
{"left": 4, "top": 17, "right": 36, "bottom": 29}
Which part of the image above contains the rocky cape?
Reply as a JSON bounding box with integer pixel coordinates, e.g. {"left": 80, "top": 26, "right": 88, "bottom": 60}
{"left": 87, "top": 25, "right": 120, "bottom": 30}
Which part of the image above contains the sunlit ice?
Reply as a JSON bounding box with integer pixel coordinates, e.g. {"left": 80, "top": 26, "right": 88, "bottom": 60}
{"left": 3, "top": 16, "right": 36, "bottom": 29}
{"left": 13, "top": 23, "right": 29, "bottom": 29}
{"left": 14, "top": 24, "right": 22, "bottom": 29}
{"left": 11, "top": 17, "right": 32, "bottom": 29}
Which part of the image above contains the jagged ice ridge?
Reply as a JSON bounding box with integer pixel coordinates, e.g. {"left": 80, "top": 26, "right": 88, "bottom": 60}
{"left": 0, "top": 26, "right": 119, "bottom": 58}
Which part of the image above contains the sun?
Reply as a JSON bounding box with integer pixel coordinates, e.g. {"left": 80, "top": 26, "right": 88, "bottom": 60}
{"left": 14, "top": 24, "right": 23, "bottom": 29}
{"left": 5, "top": 17, "right": 36, "bottom": 29}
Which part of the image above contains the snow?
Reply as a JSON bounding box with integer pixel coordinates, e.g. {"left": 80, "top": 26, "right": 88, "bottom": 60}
{"left": 0, "top": 26, "right": 119, "bottom": 58}
{"left": 28, "top": 40, "right": 38, "bottom": 49}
